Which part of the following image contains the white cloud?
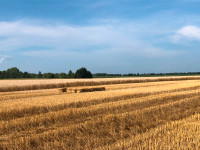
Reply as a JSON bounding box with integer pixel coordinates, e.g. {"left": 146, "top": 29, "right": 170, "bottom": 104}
{"left": 175, "top": 26, "right": 200, "bottom": 41}
{"left": 0, "top": 55, "right": 12, "bottom": 64}
{"left": 0, "top": 20, "right": 176, "bottom": 58}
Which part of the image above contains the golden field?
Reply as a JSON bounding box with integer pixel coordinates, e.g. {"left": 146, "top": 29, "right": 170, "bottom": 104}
{"left": 1, "top": 76, "right": 200, "bottom": 92}
{"left": 0, "top": 77, "right": 200, "bottom": 149}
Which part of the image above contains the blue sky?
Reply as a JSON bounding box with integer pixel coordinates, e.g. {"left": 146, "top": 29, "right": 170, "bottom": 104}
{"left": 0, "top": 0, "right": 200, "bottom": 73}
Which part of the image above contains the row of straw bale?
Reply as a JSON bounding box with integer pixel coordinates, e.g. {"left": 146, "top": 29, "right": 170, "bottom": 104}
{"left": 58, "top": 86, "right": 105, "bottom": 93}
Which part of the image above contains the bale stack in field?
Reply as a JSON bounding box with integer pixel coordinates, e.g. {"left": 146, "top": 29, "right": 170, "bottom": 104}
{"left": 58, "top": 88, "right": 67, "bottom": 93}
{"left": 67, "top": 86, "right": 106, "bottom": 93}
{"left": 68, "top": 88, "right": 77, "bottom": 93}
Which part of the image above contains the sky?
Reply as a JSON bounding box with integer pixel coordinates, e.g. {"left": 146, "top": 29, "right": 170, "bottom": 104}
{"left": 0, "top": 0, "right": 200, "bottom": 74}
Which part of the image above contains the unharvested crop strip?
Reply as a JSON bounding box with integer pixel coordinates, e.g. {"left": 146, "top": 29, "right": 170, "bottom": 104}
{"left": 1, "top": 76, "right": 200, "bottom": 92}
{"left": 0, "top": 81, "right": 180, "bottom": 100}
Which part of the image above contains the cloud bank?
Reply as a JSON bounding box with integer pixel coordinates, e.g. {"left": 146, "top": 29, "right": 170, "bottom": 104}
{"left": 0, "top": 20, "right": 175, "bottom": 59}
{"left": 0, "top": 55, "right": 11, "bottom": 64}
{"left": 175, "top": 26, "right": 200, "bottom": 41}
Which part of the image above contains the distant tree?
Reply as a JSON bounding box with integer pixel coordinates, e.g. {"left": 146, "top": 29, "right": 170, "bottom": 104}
{"left": 6, "top": 67, "right": 22, "bottom": 78}
{"left": 68, "top": 70, "right": 75, "bottom": 78}
{"left": 0, "top": 70, "right": 10, "bottom": 79}
{"left": 94, "top": 73, "right": 107, "bottom": 77}
{"left": 54, "top": 73, "right": 60, "bottom": 78}
{"left": 30, "top": 73, "right": 37, "bottom": 78}
{"left": 75, "top": 67, "right": 92, "bottom": 78}
{"left": 23, "top": 71, "right": 31, "bottom": 78}
{"left": 38, "top": 71, "right": 43, "bottom": 78}
{"left": 43, "top": 73, "right": 55, "bottom": 78}
{"left": 60, "top": 72, "right": 67, "bottom": 78}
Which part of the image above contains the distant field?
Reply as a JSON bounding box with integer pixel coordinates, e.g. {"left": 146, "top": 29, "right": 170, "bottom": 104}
{"left": 0, "top": 78, "right": 200, "bottom": 149}
{"left": 1, "top": 76, "right": 200, "bottom": 92}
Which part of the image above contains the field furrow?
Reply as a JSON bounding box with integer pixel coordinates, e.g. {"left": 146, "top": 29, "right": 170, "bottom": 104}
{"left": 1, "top": 83, "right": 200, "bottom": 122}
{"left": 1, "top": 92, "right": 200, "bottom": 149}
{"left": 1, "top": 78, "right": 200, "bottom": 149}
{"left": 100, "top": 113, "right": 200, "bottom": 150}
{"left": 1, "top": 89, "right": 199, "bottom": 135}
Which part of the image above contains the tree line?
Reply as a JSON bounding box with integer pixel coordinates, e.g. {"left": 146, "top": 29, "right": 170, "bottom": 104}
{"left": 0, "top": 67, "right": 92, "bottom": 79}
{"left": 93, "top": 72, "right": 200, "bottom": 77}
{"left": 1, "top": 67, "right": 200, "bottom": 79}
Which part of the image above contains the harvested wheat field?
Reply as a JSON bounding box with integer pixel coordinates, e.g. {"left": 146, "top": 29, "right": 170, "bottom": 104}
{"left": 1, "top": 76, "right": 200, "bottom": 92}
{"left": 0, "top": 77, "right": 200, "bottom": 149}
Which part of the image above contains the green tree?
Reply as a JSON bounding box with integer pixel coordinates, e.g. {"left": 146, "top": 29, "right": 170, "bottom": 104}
{"left": 38, "top": 71, "right": 43, "bottom": 78}
{"left": 60, "top": 72, "right": 67, "bottom": 78}
{"left": 30, "top": 73, "right": 37, "bottom": 78}
{"left": 54, "top": 73, "right": 60, "bottom": 78}
{"left": 75, "top": 67, "right": 92, "bottom": 78}
{"left": 43, "top": 73, "right": 55, "bottom": 78}
{"left": 23, "top": 71, "right": 31, "bottom": 78}
{"left": 68, "top": 70, "right": 75, "bottom": 78}
{"left": 6, "top": 67, "right": 22, "bottom": 78}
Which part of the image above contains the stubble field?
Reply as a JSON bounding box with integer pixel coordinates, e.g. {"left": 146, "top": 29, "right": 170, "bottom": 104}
{"left": 0, "top": 77, "right": 200, "bottom": 149}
